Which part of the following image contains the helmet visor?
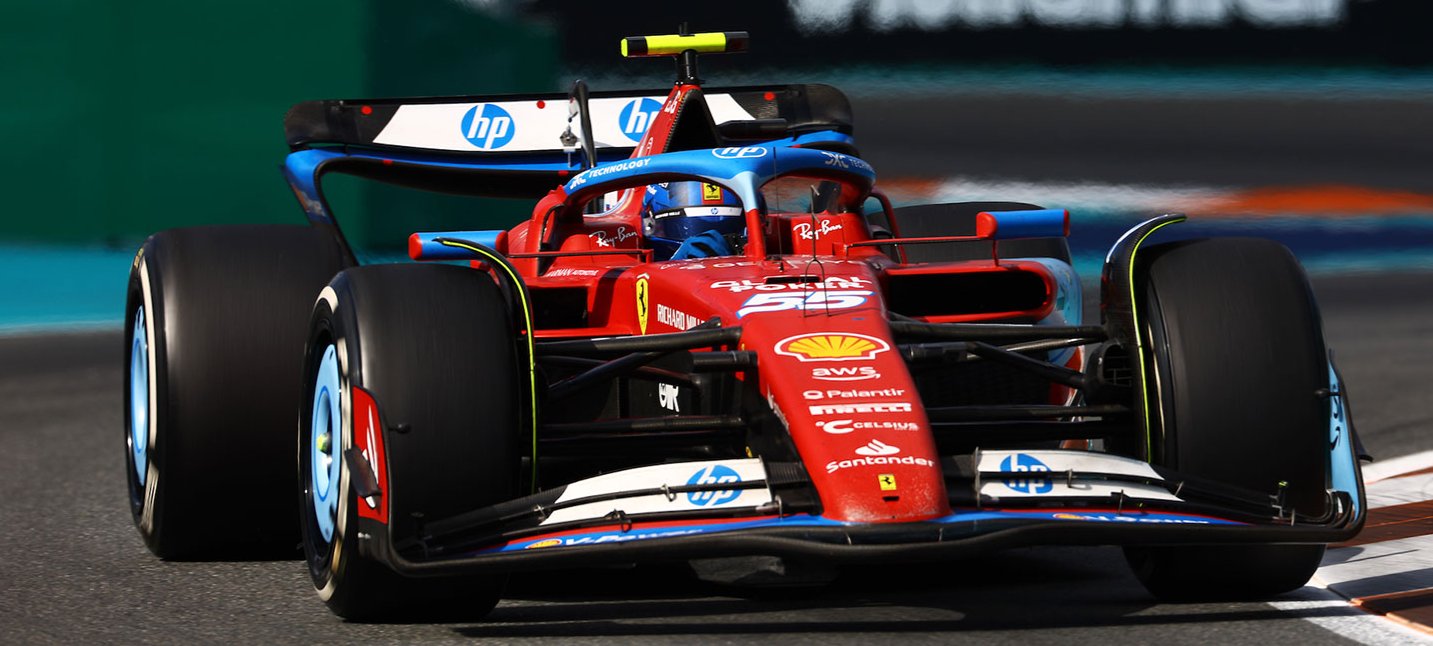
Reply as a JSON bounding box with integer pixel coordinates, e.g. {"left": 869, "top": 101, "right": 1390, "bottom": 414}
{"left": 650, "top": 207, "right": 746, "bottom": 241}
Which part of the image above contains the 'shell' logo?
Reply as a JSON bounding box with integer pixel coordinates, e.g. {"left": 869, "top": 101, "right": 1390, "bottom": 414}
{"left": 775, "top": 333, "right": 890, "bottom": 362}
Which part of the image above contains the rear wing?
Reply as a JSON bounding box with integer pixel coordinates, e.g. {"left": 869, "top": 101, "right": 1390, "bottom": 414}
{"left": 283, "top": 84, "right": 854, "bottom": 155}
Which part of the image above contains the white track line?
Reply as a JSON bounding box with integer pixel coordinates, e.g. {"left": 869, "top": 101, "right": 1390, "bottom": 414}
{"left": 1364, "top": 471, "right": 1433, "bottom": 510}
{"left": 1316, "top": 535, "right": 1433, "bottom": 599}
{"left": 1271, "top": 586, "right": 1433, "bottom": 645}
{"left": 1364, "top": 450, "right": 1433, "bottom": 484}
{"left": 1292, "top": 451, "right": 1433, "bottom": 643}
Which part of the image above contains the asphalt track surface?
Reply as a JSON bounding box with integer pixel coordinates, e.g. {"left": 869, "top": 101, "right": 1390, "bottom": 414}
{"left": 2, "top": 269, "right": 1429, "bottom": 644}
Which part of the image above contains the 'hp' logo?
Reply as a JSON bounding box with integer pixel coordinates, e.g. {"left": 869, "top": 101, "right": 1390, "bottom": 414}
{"left": 618, "top": 98, "right": 662, "bottom": 142}
{"left": 686, "top": 465, "right": 741, "bottom": 506}
{"left": 460, "top": 104, "right": 515, "bottom": 150}
{"left": 1001, "top": 453, "right": 1053, "bottom": 494}
{"left": 712, "top": 146, "right": 768, "bottom": 159}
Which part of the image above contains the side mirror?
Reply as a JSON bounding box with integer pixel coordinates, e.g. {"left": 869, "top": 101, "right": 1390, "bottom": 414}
{"left": 975, "top": 209, "right": 1070, "bottom": 240}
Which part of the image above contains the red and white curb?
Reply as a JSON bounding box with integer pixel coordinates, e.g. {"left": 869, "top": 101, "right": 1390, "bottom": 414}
{"left": 1279, "top": 449, "right": 1433, "bottom": 643}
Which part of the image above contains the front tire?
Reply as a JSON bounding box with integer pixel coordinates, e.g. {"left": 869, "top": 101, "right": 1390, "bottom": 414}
{"left": 123, "top": 224, "right": 347, "bottom": 558}
{"left": 300, "top": 263, "right": 522, "bottom": 621}
{"left": 1124, "top": 237, "right": 1331, "bottom": 601}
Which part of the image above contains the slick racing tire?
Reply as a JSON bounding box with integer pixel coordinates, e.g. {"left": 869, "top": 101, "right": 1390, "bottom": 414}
{"left": 124, "top": 224, "right": 347, "bottom": 559}
{"left": 1124, "top": 237, "right": 1330, "bottom": 601}
{"left": 301, "top": 263, "right": 522, "bottom": 621}
{"left": 1125, "top": 543, "right": 1327, "bottom": 602}
{"left": 882, "top": 202, "right": 1072, "bottom": 265}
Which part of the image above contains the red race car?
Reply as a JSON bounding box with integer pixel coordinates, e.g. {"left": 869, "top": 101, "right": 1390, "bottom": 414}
{"left": 122, "top": 30, "right": 1366, "bottom": 619}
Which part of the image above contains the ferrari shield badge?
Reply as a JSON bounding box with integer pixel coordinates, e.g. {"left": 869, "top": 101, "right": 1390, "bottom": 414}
{"left": 635, "top": 275, "right": 650, "bottom": 334}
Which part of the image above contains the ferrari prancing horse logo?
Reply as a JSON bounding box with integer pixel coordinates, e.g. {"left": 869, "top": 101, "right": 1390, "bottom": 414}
{"left": 635, "top": 275, "right": 650, "bottom": 334}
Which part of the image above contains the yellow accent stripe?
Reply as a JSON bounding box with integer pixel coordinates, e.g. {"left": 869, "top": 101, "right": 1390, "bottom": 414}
{"left": 623, "top": 32, "right": 729, "bottom": 57}
{"left": 1127, "top": 217, "right": 1186, "bottom": 461}
{"left": 437, "top": 239, "right": 540, "bottom": 492}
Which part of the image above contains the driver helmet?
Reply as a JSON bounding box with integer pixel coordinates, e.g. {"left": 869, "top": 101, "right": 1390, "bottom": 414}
{"left": 642, "top": 181, "right": 745, "bottom": 260}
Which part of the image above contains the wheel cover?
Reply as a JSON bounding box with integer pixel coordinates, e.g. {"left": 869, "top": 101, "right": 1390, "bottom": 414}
{"left": 128, "top": 306, "right": 149, "bottom": 487}
{"left": 309, "top": 344, "right": 342, "bottom": 544}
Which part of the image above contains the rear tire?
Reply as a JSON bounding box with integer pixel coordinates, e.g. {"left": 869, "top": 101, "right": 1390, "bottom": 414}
{"left": 1124, "top": 237, "right": 1330, "bottom": 601}
{"left": 300, "top": 263, "right": 522, "bottom": 621}
{"left": 123, "top": 224, "right": 347, "bottom": 559}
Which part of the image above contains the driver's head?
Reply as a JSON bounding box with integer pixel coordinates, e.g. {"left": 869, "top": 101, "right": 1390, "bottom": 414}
{"left": 642, "top": 181, "right": 744, "bottom": 260}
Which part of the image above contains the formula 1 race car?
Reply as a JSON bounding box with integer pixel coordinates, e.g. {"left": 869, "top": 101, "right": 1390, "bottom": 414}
{"left": 122, "top": 30, "right": 1367, "bottom": 620}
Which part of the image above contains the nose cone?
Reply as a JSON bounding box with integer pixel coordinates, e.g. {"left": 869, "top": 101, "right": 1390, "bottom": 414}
{"left": 669, "top": 260, "right": 951, "bottom": 522}
{"left": 750, "top": 327, "right": 950, "bottom": 523}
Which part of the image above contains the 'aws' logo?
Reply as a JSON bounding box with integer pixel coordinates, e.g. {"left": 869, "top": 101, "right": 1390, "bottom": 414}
{"left": 618, "top": 98, "right": 662, "bottom": 143}
{"left": 460, "top": 104, "right": 515, "bottom": 150}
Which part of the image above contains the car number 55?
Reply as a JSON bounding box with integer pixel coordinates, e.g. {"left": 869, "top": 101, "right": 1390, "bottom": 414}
{"left": 737, "top": 290, "right": 873, "bottom": 318}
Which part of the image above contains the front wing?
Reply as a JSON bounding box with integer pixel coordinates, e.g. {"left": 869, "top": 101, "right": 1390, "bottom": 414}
{"left": 356, "top": 440, "right": 1365, "bottom": 578}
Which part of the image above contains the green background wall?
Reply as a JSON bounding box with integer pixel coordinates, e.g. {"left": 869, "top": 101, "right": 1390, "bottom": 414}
{"left": 4, "top": 1, "right": 556, "bottom": 250}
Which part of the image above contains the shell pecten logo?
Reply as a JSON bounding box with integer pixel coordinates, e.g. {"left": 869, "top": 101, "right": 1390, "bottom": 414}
{"left": 775, "top": 333, "right": 890, "bottom": 362}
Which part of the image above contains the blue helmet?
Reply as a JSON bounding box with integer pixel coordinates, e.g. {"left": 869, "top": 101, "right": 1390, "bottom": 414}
{"left": 642, "top": 181, "right": 745, "bottom": 259}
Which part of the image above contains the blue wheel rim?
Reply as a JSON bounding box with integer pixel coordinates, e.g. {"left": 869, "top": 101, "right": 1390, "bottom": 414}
{"left": 128, "top": 306, "right": 149, "bottom": 487}
{"left": 310, "top": 344, "right": 342, "bottom": 544}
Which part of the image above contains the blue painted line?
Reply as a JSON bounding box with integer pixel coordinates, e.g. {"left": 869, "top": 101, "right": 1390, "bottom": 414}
{"left": 0, "top": 243, "right": 134, "bottom": 335}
